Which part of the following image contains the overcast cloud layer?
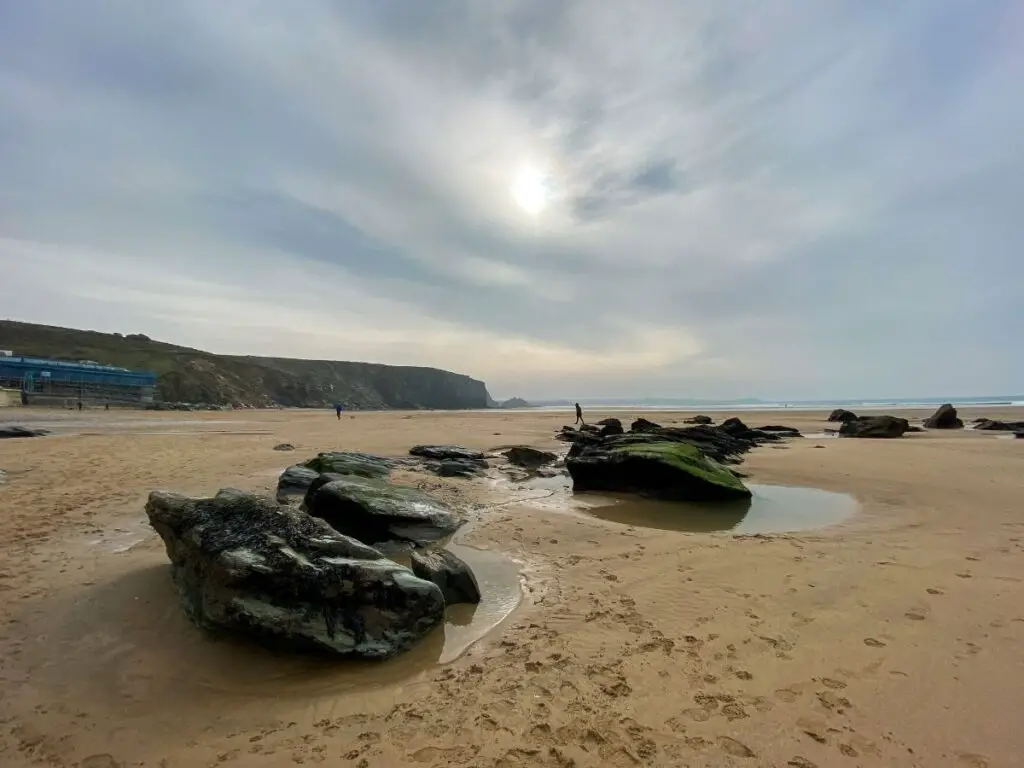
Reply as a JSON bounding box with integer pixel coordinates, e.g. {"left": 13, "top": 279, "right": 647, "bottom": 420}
{"left": 1, "top": 1, "right": 1022, "bottom": 400}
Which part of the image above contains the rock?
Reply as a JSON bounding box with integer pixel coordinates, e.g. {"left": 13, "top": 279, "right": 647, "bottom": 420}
{"left": 684, "top": 415, "right": 714, "bottom": 425}
{"left": 555, "top": 424, "right": 604, "bottom": 444}
{"left": 504, "top": 446, "right": 558, "bottom": 469}
{"left": 409, "top": 445, "right": 487, "bottom": 468}
{"left": 719, "top": 417, "right": 750, "bottom": 436}
{"left": 599, "top": 421, "right": 624, "bottom": 436}
{"left": 410, "top": 549, "right": 481, "bottom": 606}
{"left": 972, "top": 418, "right": 1024, "bottom": 431}
{"left": 304, "top": 474, "right": 464, "bottom": 549}
{"left": 755, "top": 425, "right": 802, "bottom": 437}
{"left": 827, "top": 409, "right": 859, "bottom": 422}
{"left": 275, "top": 464, "right": 321, "bottom": 503}
{"left": 0, "top": 425, "right": 49, "bottom": 439}
{"left": 304, "top": 451, "right": 394, "bottom": 479}
{"left": 567, "top": 440, "right": 752, "bottom": 501}
{"left": 498, "top": 397, "right": 532, "bottom": 409}
{"left": 435, "top": 458, "right": 486, "bottom": 478}
{"left": 839, "top": 415, "right": 910, "bottom": 438}
{"left": 273, "top": 443, "right": 296, "bottom": 451}
{"left": 923, "top": 403, "right": 963, "bottom": 429}
{"left": 145, "top": 488, "right": 445, "bottom": 658}
{"left": 596, "top": 417, "right": 622, "bottom": 428}
{"left": 630, "top": 417, "right": 662, "bottom": 433}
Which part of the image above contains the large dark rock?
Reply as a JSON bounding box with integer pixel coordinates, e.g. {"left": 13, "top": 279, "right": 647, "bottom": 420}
{"left": 567, "top": 441, "right": 751, "bottom": 501}
{"left": 630, "top": 417, "right": 662, "bottom": 433}
{"left": 304, "top": 451, "right": 394, "bottom": 478}
{"left": 276, "top": 464, "right": 321, "bottom": 503}
{"left": 839, "top": 415, "right": 910, "bottom": 438}
{"left": 504, "top": 446, "right": 558, "bottom": 469}
{"left": 596, "top": 417, "right": 623, "bottom": 429}
{"left": 923, "top": 403, "right": 963, "bottom": 429}
{"left": 0, "top": 425, "right": 49, "bottom": 439}
{"left": 827, "top": 409, "right": 858, "bottom": 423}
{"left": 555, "top": 424, "right": 604, "bottom": 444}
{"left": 684, "top": 415, "right": 714, "bottom": 425}
{"left": 409, "top": 445, "right": 486, "bottom": 464}
{"left": 410, "top": 549, "right": 481, "bottom": 606}
{"left": 304, "top": 475, "right": 464, "bottom": 550}
{"left": 719, "top": 417, "right": 750, "bottom": 437}
{"left": 972, "top": 418, "right": 1024, "bottom": 432}
{"left": 145, "top": 489, "right": 445, "bottom": 658}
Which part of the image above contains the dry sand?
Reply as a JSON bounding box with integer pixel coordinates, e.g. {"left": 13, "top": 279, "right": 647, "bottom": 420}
{"left": 1, "top": 406, "right": 1022, "bottom": 767}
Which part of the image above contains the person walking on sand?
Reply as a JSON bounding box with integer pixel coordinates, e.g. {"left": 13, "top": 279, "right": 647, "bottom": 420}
{"left": 575, "top": 402, "right": 584, "bottom": 425}
{"left": 335, "top": 403, "right": 343, "bottom": 420}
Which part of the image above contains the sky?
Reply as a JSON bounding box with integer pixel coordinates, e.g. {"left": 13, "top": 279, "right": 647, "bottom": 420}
{"left": 1, "top": 1, "right": 1022, "bottom": 401}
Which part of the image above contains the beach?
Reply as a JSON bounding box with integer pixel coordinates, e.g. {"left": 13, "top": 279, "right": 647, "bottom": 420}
{"left": 1, "top": 406, "right": 1022, "bottom": 767}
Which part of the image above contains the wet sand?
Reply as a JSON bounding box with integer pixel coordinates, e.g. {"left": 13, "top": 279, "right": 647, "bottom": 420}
{"left": 1, "top": 406, "right": 1023, "bottom": 767}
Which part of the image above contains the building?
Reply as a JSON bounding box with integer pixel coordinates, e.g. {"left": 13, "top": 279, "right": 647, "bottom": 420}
{"left": 0, "top": 354, "right": 157, "bottom": 405}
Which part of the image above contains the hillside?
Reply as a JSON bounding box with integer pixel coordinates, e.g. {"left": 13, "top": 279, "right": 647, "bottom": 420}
{"left": 0, "top": 320, "right": 492, "bottom": 410}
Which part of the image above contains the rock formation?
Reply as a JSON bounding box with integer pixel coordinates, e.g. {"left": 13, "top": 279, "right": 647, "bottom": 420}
{"left": 923, "top": 403, "right": 963, "bottom": 429}
{"left": 684, "top": 415, "right": 714, "bottom": 425}
{"left": 827, "top": 409, "right": 858, "bottom": 422}
{"left": 839, "top": 415, "right": 910, "bottom": 438}
{"left": 145, "top": 488, "right": 445, "bottom": 658}
{"left": 0, "top": 425, "right": 49, "bottom": 439}
{"left": 504, "top": 446, "right": 558, "bottom": 469}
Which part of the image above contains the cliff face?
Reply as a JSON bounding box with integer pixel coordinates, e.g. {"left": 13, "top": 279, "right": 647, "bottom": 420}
{"left": 0, "top": 320, "right": 492, "bottom": 410}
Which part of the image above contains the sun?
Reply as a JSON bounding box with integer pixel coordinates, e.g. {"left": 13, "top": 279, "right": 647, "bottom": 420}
{"left": 510, "top": 167, "right": 549, "bottom": 215}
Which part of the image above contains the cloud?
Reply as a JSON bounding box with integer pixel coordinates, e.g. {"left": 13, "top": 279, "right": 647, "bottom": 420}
{"left": 1, "top": 0, "right": 1022, "bottom": 400}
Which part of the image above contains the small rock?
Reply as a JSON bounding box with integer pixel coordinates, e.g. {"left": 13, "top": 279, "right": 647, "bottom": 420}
{"left": 504, "top": 446, "right": 558, "bottom": 469}
{"left": 0, "top": 425, "right": 49, "bottom": 439}
{"left": 410, "top": 549, "right": 481, "bottom": 605}
{"left": 273, "top": 443, "right": 296, "bottom": 451}
{"left": 684, "top": 415, "right": 714, "bottom": 425}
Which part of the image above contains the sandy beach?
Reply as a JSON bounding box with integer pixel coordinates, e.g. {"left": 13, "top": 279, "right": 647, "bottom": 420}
{"left": 1, "top": 406, "right": 1023, "bottom": 767}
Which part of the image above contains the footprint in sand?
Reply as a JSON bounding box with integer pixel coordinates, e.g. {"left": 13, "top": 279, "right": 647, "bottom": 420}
{"left": 863, "top": 637, "right": 887, "bottom": 648}
{"left": 718, "top": 737, "right": 756, "bottom": 758}
{"left": 957, "top": 753, "right": 990, "bottom": 767}
{"left": 927, "top": 588, "right": 944, "bottom": 595}
{"left": 787, "top": 759, "right": 819, "bottom": 768}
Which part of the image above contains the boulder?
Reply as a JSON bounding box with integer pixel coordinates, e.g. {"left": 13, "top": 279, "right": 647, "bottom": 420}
{"left": 599, "top": 421, "right": 625, "bottom": 436}
{"left": 827, "top": 409, "right": 858, "bottom": 423}
{"left": 409, "top": 445, "right": 486, "bottom": 464}
{"left": 145, "top": 489, "right": 445, "bottom": 658}
{"left": 719, "top": 417, "right": 750, "bottom": 436}
{"left": 435, "top": 458, "right": 486, "bottom": 478}
{"left": 684, "top": 415, "right": 714, "bottom": 425}
{"left": 923, "top": 403, "right": 963, "bottom": 429}
{"left": 566, "top": 440, "right": 752, "bottom": 501}
{"left": 410, "top": 549, "right": 481, "bottom": 606}
{"left": 273, "top": 443, "right": 296, "bottom": 451}
{"left": 276, "top": 464, "right": 321, "bottom": 503}
{"left": 504, "top": 446, "right": 558, "bottom": 469}
{"left": 596, "top": 417, "right": 623, "bottom": 429}
{"left": 838, "top": 415, "right": 909, "bottom": 438}
{"left": 630, "top": 417, "right": 662, "bottom": 433}
{"left": 304, "top": 451, "right": 394, "bottom": 479}
{"left": 304, "top": 474, "right": 464, "bottom": 550}
{"left": 0, "top": 425, "right": 49, "bottom": 439}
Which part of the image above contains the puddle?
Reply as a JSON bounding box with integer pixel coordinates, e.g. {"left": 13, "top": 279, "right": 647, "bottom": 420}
{"left": 510, "top": 474, "right": 856, "bottom": 534}
{"left": 804, "top": 431, "right": 840, "bottom": 439}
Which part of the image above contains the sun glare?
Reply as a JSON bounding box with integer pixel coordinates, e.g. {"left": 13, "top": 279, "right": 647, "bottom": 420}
{"left": 510, "top": 167, "right": 549, "bottom": 215}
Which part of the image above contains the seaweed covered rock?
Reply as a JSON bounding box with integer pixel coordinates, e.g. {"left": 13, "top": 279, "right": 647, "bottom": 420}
{"left": 304, "top": 451, "right": 395, "bottom": 478}
{"left": 566, "top": 441, "right": 751, "bottom": 501}
{"left": 839, "top": 415, "right": 910, "bottom": 438}
{"left": 435, "top": 458, "right": 486, "bottom": 478}
{"left": 828, "top": 409, "right": 858, "bottom": 422}
{"left": 0, "top": 425, "right": 49, "bottom": 439}
{"left": 410, "top": 549, "right": 481, "bottom": 606}
{"left": 304, "top": 475, "right": 464, "bottom": 550}
{"left": 145, "top": 489, "right": 445, "bottom": 658}
{"left": 923, "top": 403, "right": 963, "bottom": 429}
{"left": 504, "top": 446, "right": 558, "bottom": 469}
{"left": 972, "top": 418, "right": 1024, "bottom": 432}
{"left": 409, "top": 445, "right": 486, "bottom": 463}
{"left": 684, "top": 415, "right": 714, "bottom": 425}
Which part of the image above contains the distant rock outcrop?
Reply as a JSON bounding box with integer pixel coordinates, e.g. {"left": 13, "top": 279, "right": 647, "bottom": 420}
{"left": 839, "top": 415, "right": 910, "bottom": 438}
{"left": 498, "top": 397, "right": 532, "bottom": 409}
{"left": 923, "top": 403, "right": 963, "bottom": 429}
{"left": 145, "top": 488, "right": 445, "bottom": 658}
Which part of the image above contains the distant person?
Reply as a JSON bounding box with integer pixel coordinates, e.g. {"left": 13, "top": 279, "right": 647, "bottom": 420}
{"left": 76, "top": 400, "right": 83, "bottom": 411}
{"left": 575, "top": 402, "right": 584, "bottom": 425}
{"left": 104, "top": 402, "right": 110, "bottom": 411}
{"left": 335, "top": 403, "right": 343, "bottom": 420}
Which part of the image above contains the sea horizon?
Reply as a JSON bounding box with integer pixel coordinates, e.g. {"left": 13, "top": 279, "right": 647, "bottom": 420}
{"left": 504, "top": 396, "right": 1024, "bottom": 413}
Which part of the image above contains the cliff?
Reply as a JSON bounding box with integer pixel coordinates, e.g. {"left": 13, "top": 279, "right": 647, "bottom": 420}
{"left": 0, "top": 320, "right": 492, "bottom": 410}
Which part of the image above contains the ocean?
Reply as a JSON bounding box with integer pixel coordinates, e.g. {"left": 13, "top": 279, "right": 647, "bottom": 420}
{"left": 520, "top": 397, "right": 1024, "bottom": 413}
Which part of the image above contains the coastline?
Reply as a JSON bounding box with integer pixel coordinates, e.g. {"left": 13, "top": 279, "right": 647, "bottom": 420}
{"left": 1, "top": 406, "right": 1022, "bottom": 766}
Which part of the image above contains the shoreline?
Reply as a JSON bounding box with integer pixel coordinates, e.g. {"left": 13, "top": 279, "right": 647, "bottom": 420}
{"left": 1, "top": 407, "right": 1022, "bottom": 766}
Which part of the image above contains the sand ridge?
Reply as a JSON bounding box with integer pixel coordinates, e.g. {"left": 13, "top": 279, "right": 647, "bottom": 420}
{"left": 1, "top": 407, "right": 1022, "bottom": 766}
